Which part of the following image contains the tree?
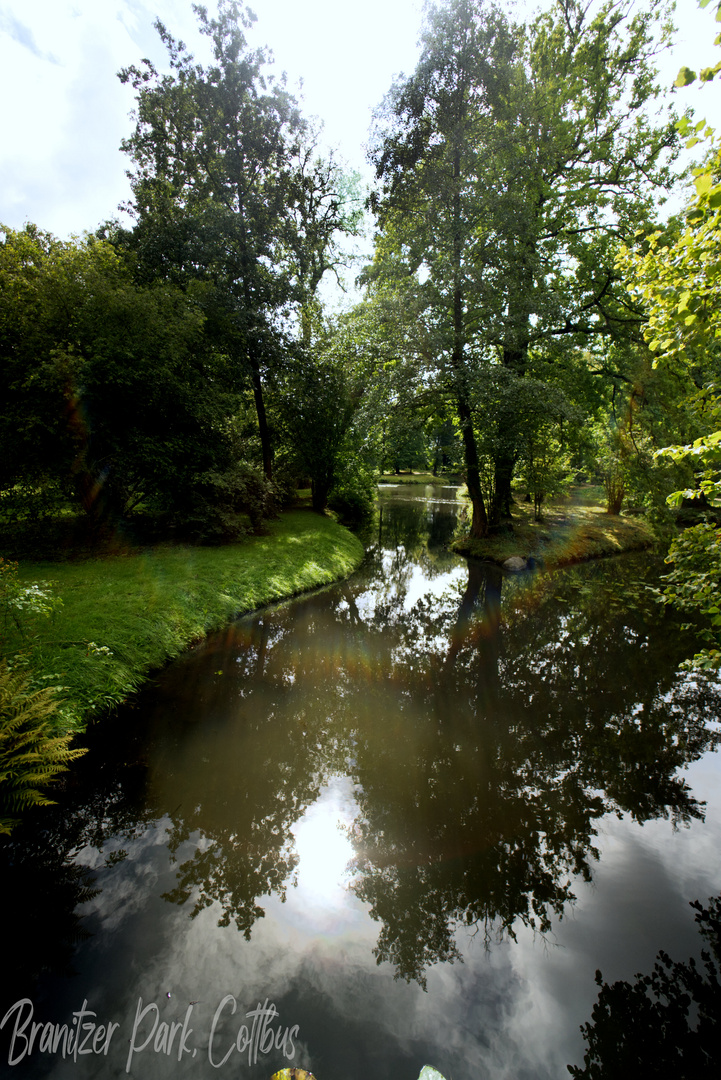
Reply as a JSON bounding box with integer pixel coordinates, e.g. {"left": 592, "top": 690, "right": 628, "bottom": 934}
{"left": 616, "top": 0, "right": 721, "bottom": 667}
{"left": 276, "top": 348, "right": 356, "bottom": 512}
{"left": 0, "top": 224, "right": 248, "bottom": 532}
{"left": 368, "top": 0, "right": 679, "bottom": 536}
{"left": 119, "top": 1, "right": 360, "bottom": 477}
{"left": 288, "top": 135, "right": 364, "bottom": 347}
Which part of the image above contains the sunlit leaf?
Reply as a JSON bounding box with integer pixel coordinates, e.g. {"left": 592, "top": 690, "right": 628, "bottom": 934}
{"left": 675, "top": 66, "right": 697, "bottom": 86}
{"left": 695, "top": 172, "right": 714, "bottom": 197}
{"left": 270, "top": 1070, "right": 317, "bottom": 1080}
{"left": 700, "top": 62, "right": 721, "bottom": 81}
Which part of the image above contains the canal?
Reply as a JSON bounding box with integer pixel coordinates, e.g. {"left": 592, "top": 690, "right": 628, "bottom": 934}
{"left": 1, "top": 486, "right": 720, "bottom": 1079}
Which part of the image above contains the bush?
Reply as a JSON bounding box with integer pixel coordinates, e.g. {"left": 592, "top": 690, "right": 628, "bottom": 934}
{"left": 328, "top": 460, "right": 376, "bottom": 525}
{"left": 267, "top": 460, "right": 303, "bottom": 508}
{"left": 660, "top": 521, "right": 721, "bottom": 669}
{"left": 173, "top": 462, "right": 280, "bottom": 543}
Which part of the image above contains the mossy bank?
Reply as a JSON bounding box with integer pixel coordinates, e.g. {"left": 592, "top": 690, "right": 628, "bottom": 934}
{"left": 6, "top": 511, "right": 364, "bottom": 730}
{"left": 451, "top": 503, "right": 655, "bottom": 567}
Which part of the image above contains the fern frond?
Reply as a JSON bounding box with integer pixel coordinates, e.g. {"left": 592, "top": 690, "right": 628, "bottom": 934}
{"left": 0, "top": 661, "right": 86, "bottom": 832}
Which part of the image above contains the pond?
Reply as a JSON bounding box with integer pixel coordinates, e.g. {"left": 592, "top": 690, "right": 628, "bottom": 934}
{"left": 2, "top": 486, "right": 720, "bottom": 1080}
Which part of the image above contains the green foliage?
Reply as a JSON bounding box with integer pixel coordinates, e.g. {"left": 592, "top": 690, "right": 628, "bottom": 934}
{"left": 327, "top": 458, "right": 376, "bottom": 524}
{"left": 276, "top": 352, "right": 357, "bottom": 512}
{"left": 673, "top": 0, "right": 721, "bottom": 92}
{"left": 616, "top": 0, "right": 721, "bottom": 670}
{"left": 380, "top": 409, "right": 429, "bottom": 475}
{"left": 591, "top": 424, "right": 633, "bottom": 515}
{"left": 660, "top": 522, "right": 721, "bottom": 668}
{"left": 0, "top": 661, "right": 85, "bottom": 834}
{"left": 616, "top": 0, "right": 721, "bottom": 510}
{"left": 519, "top": 427, "right": 573, "bottom": 521}
{"left": 119, "top": 2, "right": 361, "bottom": 478}
{"left": 656, "top": 431, "right": 721, "bottom": 506}
{"left": 0, "top": 223, "right": 242, "bottom": 530}
{"left": 471, "top": 367, "right": 580, "bottom": 518}
{"left": 367, "top": 0, "right": 679, "bottom": 536}
{"left": 170, "top": 462, "right": 280, "bottom": 543}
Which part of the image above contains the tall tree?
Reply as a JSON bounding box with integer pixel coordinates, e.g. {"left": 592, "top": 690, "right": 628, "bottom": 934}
{"left": 369, "top": 0, "right": 679, "bottom": 535}
{"left": 289, "top": 136, "right": 364, "bottom": 346}
{"left": 119, "top": 1, "right": 358, "bottom": 478}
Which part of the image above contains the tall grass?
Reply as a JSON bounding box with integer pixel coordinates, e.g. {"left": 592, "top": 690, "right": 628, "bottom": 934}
{"left": 3, "top": 511, "right": 364, "bottom": 729}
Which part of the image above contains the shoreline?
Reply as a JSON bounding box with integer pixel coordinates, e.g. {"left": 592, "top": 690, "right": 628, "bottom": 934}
{"left": 450, "top": 504, "right": 656, "bottom": 568}
{"left": 6, "top": 510, "right": 365, "bottom": 732}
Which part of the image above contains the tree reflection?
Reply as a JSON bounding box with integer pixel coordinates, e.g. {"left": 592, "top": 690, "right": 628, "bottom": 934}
{"left": 152, "top": 516, "right": 721, "bottom": 987}
{"left": 152, "top": 508, "right": 721, "bottom": 983}
{"left": 5, "top": 495, "right": 719, "bottom": 1006}
{"left": 342, "top": 547, "right": 721, "bottom": 986}
{"left": 569, "top": 894, "right": 721, "bottom": 1078}
{"left": 0, "top": 736, "right": 153, "bottom": 1015}
{"left": 148, "top": 609, "right": 352, "bottom": 934}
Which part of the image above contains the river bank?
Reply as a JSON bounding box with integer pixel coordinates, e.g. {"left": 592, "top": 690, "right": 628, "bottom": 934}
{"left": 4, "top": 510, "right": 364, "bottom": 730}
{"left": 451, "top": 501, "right": 656, "bottom": 567}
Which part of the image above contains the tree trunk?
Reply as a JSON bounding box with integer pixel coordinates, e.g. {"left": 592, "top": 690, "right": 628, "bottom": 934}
{"left": 311, "top": 479, "right": 330, "bottom": 512}
{"left": 457, "top": 393, "right": 488, "bottom": 538}
{"left": 491, "top": 451, "right": 515, "bottom": 525}
{"left": 248, "top": 353, "right": 273, "bottom": 480}
{"left": 451, "top": 146, "right": 488, "bottom": 539}
{"left": 489, "top": 335, "right": 529, "bottom": 526}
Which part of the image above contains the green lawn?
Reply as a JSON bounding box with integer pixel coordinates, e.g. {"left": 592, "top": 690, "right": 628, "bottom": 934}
{"left": 4, "top": 511, "right": 364, "bottom": 729}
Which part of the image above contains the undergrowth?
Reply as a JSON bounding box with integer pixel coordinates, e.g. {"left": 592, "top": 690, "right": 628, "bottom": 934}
{"left": 0, "top": 662, "right": 86, "bottom": 834}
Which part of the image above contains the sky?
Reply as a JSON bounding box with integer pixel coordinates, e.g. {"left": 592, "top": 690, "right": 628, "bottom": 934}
{"left": 1, "top": 0, "right": 721, "bottom": 246}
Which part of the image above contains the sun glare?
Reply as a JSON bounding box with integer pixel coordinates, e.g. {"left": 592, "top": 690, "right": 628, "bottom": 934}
{"left": 291, "top": 787, "right": 356, "bottom": 906}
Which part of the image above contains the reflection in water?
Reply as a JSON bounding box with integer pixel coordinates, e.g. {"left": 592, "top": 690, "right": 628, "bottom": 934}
{"left": 291, "top": 781, "right": 355, "bottom": 908}
{"left": 1, "top": 486, "right": 720, "bottom": 1078}
{"left": 570, "top": 893, "right": 721, "bottom": 1077}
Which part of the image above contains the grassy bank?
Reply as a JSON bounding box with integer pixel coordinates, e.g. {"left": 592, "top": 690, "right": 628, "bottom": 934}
{"left": 5, "top": 510, "right": 364, "bottom": 729}
{"left": 451, "top": 500, "right": 655, "bottom": 566}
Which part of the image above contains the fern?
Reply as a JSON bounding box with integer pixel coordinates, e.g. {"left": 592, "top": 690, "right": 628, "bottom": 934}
{"left": 0, "top": 662, "right": 85, "bottom": 834}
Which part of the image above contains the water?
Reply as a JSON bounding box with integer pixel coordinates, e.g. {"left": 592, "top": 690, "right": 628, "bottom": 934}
{"left": 2, "top": 485, "right": 720, "bottom": 1080}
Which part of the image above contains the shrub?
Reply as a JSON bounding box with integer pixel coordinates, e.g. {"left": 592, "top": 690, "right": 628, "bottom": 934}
{"left": 174, "top": 462, "right": 280, "bottom": 542}
{"left": 660, "top": 521, "right": 721, "bottom": 669}
{"left": 328, "top": 460, "right": 376, "bottom": 525}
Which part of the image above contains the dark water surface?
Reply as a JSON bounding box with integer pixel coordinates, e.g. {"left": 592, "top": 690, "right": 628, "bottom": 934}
{"left": 2, "top": 486, "right": 721, "bottom": 1080}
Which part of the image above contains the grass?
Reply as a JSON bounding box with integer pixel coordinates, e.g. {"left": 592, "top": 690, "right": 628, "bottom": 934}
{"left": 377, "top": 471, "right": 462, "bottom": 486}
{"left": 3, "top": 510, "right": 364, "bottom": 729}
{"left": 451, "top": 494, "right": 655, "bottom": 567}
